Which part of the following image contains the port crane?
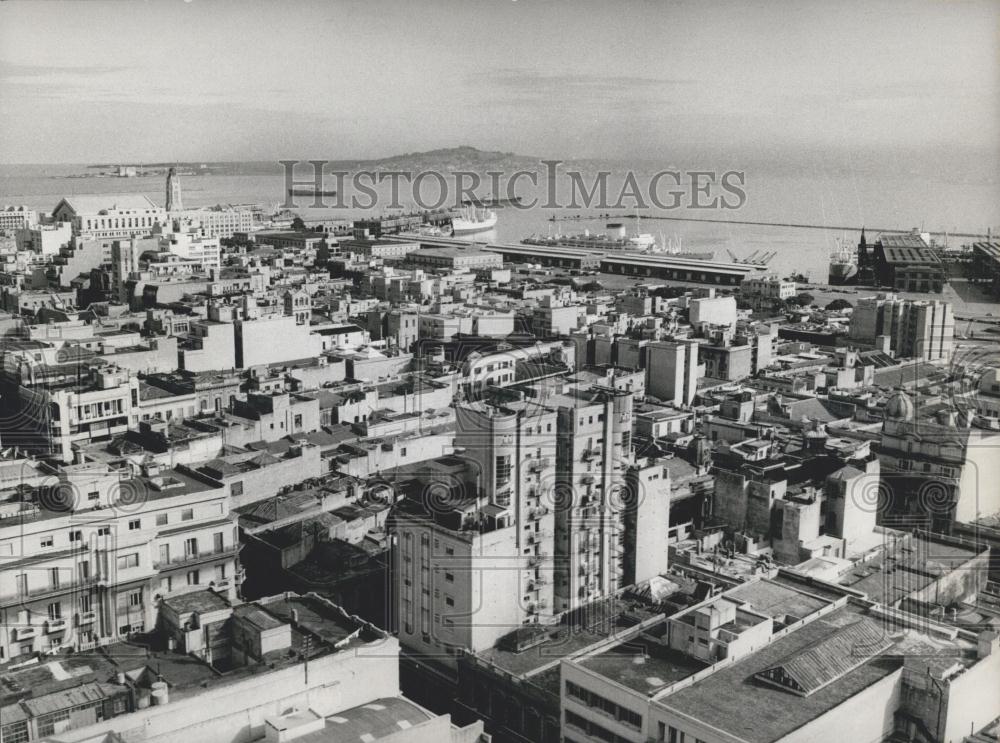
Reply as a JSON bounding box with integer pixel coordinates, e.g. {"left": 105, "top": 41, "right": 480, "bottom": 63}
{"left": 727, "top": 249, "right": 776, "bottom": 266}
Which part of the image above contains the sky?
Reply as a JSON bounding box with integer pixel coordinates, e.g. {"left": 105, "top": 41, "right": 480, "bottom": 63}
{"left": 0, "top": 0, "right": 998, "bottom": 167}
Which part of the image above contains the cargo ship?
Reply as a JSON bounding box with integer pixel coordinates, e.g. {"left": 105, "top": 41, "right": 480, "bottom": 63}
{"left": 522, "top": 223, "right": 714, "bottom": 260}
{"left": 828, "top": 239, "right": 858, "bottom": 285}
{"left": 450, "top": 206, "right": 498, "bottom": 235}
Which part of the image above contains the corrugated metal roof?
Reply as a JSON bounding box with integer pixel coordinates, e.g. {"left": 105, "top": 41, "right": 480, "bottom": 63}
{"left": 21, "top": 681, "right": 108, "bottom": 716}
{"left": 1, "top": 702, "right": 29, "bottom": 723}
{"left": 755, "top": 618, "right": 892, "bottom": 696}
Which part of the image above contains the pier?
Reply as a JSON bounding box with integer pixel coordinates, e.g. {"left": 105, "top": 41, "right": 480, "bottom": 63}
{"left": 549, "top": 213, "right": 991, "bottom": 239}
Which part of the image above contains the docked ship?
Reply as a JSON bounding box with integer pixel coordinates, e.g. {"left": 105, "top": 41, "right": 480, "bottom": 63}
{"left": 522, "top": 223, "right": 714, "bottom": 260}
{"left": 828, "top": 239, "right": 859, "bottom": 285}
{"left": 450, "top": 206, "right": 498, "bottom": 235}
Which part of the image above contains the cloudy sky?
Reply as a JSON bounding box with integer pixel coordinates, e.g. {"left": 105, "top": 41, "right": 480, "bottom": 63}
{"left": 0, "top": 0, "right": 997, "bottom": 165}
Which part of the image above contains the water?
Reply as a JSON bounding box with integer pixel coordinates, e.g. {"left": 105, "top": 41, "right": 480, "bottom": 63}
{"left": 2, "top": 164, "right": 998, "bottom": 282}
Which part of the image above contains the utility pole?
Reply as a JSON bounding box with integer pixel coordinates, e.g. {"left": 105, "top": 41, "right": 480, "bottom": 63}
{"left": 303, "top": 636, "right": 311, "bottom": 686}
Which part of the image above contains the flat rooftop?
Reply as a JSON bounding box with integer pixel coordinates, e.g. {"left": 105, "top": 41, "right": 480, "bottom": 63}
{"left": 659, "top": 605, "right": 901, "bottom": 743}
{"left": 579, "top": 636, "right": 709, "bottom": 696}
{"left": 836, "top": 533, "right": 981, "bottom": 604}
{"left": 291, "top": 696, "right": 433, "bottom": 743}
{"left": 726, "top": 577, "right": 837, "bottom": 623}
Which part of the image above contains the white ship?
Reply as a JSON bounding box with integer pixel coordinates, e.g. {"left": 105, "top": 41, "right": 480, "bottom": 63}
{"left": 451, "top": 206, "right": 497, "bottom": 235}
{"left": 828, "top": 238, "right": 858, "bottom": 285}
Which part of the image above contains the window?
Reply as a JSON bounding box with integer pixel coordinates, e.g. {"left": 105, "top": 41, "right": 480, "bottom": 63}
{"left": 128, "top": 519, "right": 141, "bottom": 531}
{"left": 88, "top": 491, "right": 99, "bottom": 502}
{"left": 2, "top": 720, "right": 29, "bottom": 743}
{"left": 116, "top": 553, "right": 139, "bottom": 570}
{"left": 47, "top": 602, "right": 61, "bottom": 620}
{"left": 445, "top": 572, "right": 454, "bottom": 582}
{"left": 49, "top": 568, "right": 61, "bottom": 588}
{"left": 69, "top": 530, "right": 82, "bottom": 543}
{"left": 127, "top": 589, "right": 142, "bottom": 607}
{"left": 215, "top": 564, "right": 227, "bottom": 581}
{"left": 181, "top": 508, "right": 194, "bottom": 521}
{"left": 97, "top": 526, "right": 111, "bottom": 536}
{"left": 445, "top": 596, "right": 455, "bottom": 607}
{"left": 231, "top": 481, "right": 244, "bottom": 497}
{"left": 156, "top": 513, "right": 168, "bottom": 526}
{"left": 187, "top": 570, "right": 200, "bottom": 585}
{"left": 184, "top": 538, "right": 198, "bottom": 557}
{"left": 36, "top": 709, "right": 71, "bottom": 738}
{"left": 495, "top": 455, "right": 512, "bottom": 487}
{"left": 40, "top": 536, "right": 53, "bottom": 549}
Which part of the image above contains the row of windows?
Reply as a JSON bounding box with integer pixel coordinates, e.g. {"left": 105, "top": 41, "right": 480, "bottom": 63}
{"left": 84, "top": 215, "right": 158, "bottom": 230}
{"left": 565, "top": 710, "right": 634, "bottom": 743}
{"left": 566, "top": 681, "right": 642, "bottom": 730}
{"left": 660, "top": 722, "right": 706, "bottom": 743}
{"left": 76, "top": 398, "right": 126, "bottom": 421}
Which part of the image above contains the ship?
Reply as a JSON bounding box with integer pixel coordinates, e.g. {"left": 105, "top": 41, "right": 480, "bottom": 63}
{"left": 450, "top": 206, "right": 498, "bottom": 235}
{"left": 521, "top": 223, "right": 714, "bottom": 260}
{"left": 828, "top": 238, "right": 858, "bottom": 285}
{"left": 288, "top": 186, "right": 338, "bottom": 197}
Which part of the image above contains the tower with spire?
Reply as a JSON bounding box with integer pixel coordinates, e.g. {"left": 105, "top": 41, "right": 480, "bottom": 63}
{"left": 165, "top": 167, "right": 183, "bottom": 212}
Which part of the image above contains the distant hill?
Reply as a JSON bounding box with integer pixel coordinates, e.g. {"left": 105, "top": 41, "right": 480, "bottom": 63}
{"left": 350, "top": 146, "right": 541, "bottom": 172}
{"left": 86, "top": 147, "right": 550, "bottom": 176}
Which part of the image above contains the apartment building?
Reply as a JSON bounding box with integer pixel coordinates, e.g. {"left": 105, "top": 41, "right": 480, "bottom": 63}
{"left": 0, "top": 461, "right": 240, "bottom": 663}
{"left": 393, "top": 399, "right": 560, "bottom": 668}
{"left": 0, "top": 205, "right": 37, "bottom": 232}
{"left": 0, "top": 362, "right": 140, "bottom": 463}
{"left": 879, "top": 389, "right": 1000, "bottom": 527}
{"left": 850, "top": 294, "right": 954, "bottom": 361}
{"left": 532, "top": 380, "right": 634, "bottom": 613}
{"left": 646, "top": 341, "right": 699, "bottom": 407}
{"left": 0, "top": 590, "right": 486, "bottom": 743}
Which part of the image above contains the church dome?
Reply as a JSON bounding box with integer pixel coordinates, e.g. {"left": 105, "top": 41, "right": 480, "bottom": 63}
{"left": 885, "top": 390, "right": 915, "bottom": 420}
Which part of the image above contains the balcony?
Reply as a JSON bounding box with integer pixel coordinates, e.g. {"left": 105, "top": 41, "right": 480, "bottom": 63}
{"left": 11, "top": 626, "right": 36, "bottom": 641}
{"left": 76, "top": 611, "right": 97, "bottom": 626}
{"left": 0, "top": 575, "right": 106, "bottom": 608}
{"left": 581, "top": 448, "right": 600, "bottom": 462}
{"left": 528, "top": 506, "right": 549, "bottom": 520}
{"left": 45, "top": 618, "right": 67, "bottom": 633}
{"left": 528, "top": 458, "right": 550, "bottom": 473}
{"left": 154, "top": 545, "right": 239, "bottom": 571}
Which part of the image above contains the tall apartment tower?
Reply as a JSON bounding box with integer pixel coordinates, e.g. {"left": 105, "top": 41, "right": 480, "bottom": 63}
{"left": 165, "top": 167, "right": 183, "bottom": 211}
{"left": 646, "top": 339, "right": 699, "bottom": 406}
{"left": 850, "top": 295, "right": 953, "bottom": 361}
{"left": 537, "top": 380, "right": 634, "bottom": 613}
{"left": 392, "top": 398, "right": 558, "bottom": 668}
{"left": 897, "top": 299, "right": 954, "bottom": 361}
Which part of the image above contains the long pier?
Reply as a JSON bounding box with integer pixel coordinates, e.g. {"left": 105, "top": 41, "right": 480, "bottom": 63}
{"left": 549, "top": 213, "right": 991, "bottom": 239}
